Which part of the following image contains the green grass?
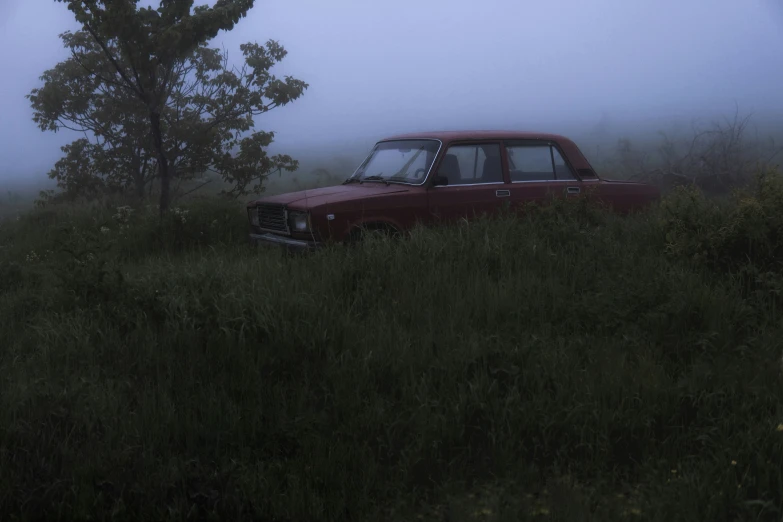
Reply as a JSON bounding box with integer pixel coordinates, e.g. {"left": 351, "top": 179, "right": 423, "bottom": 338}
{"left": 1, "top": 179, "right": 783, "bottom": 521}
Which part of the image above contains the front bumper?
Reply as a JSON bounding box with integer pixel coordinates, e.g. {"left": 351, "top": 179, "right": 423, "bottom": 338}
{"left": 249, "top": 232, "right": 323, "bottom": 251}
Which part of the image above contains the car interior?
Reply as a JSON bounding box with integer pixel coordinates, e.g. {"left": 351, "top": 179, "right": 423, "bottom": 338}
{"left": 437, "top": 144, "right": 575, "bottom": 184}
{"left": 438, "top": 154, "right": 462, "bottom": 185}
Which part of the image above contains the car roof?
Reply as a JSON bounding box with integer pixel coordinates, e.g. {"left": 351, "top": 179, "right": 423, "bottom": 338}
{"left": 380, "top": 130, "right": 569, "bottom": 142}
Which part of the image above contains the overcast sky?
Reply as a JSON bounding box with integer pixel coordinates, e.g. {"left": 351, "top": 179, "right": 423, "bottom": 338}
{"left": 2, "top": 0, "right": 783, "bottom": 181}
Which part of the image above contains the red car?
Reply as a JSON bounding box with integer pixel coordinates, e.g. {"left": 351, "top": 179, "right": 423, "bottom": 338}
{"left": 247, "top": 130, "right": 660, "bottom": 250}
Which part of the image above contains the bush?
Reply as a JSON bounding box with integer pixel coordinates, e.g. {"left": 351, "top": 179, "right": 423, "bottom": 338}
{"left": 113, "top": 197, "right": 249, "bottom": 258}
{"left": 658, "top": 166, "right": 783, "bottom": 273}
{"left": 0, "top": 196, "right": 248, "bottom": 265}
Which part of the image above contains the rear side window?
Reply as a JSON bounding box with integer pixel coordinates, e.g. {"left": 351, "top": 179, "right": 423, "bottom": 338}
{"left": 506, "top": 143, "right": 576, "bottom": 182}
{"left": 437, "top": 143, "right": 503, "bottom": 185}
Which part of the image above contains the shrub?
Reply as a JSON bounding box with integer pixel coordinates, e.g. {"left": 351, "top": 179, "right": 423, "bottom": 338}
{"left": 658, "top": 166, "right": 783, "bottom": 274}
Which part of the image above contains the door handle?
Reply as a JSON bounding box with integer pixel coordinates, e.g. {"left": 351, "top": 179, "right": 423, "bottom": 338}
{"left": 496, "top": 189, "right": 510, "bottom": 197}
{"left": 566, "top": 186, "right": 580, "bottom": 194}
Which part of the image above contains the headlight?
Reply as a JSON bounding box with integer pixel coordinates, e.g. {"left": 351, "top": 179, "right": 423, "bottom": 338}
{"left": 288, "top": 211, "right": 310, "bottom": 232}
{"left": 248, "top": 207, "right": 259, "bottom": 227}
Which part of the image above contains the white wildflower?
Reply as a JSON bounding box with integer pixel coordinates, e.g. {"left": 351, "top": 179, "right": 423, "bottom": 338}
{"left": 171, "top": 207, "right": 189, "bottom": 224}
{"left": 113, "top": 205, "right": 134, "bottom": 224}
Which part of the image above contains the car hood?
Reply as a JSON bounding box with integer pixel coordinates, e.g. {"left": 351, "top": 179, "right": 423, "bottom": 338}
{"left": 250, "top": 183, "right": 413, "bottom": 208}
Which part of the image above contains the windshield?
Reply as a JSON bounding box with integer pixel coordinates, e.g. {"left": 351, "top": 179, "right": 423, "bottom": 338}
{"left": 350, "top": 140, "right": 440, "bottom": 184}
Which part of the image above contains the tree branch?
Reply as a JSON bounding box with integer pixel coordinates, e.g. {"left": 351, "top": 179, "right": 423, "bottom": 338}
{"left": 174, "top": 178, "right": 213, "bottom": 203}
{"left": 80, "top": 16, "right": 145, "bottom": 99}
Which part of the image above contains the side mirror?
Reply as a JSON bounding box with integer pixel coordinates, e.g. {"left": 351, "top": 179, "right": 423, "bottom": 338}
{"left": 432, "top": 175, "right": 449, "bottom": 187}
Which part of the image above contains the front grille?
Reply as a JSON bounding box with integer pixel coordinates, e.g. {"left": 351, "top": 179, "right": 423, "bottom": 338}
{"left": 256, "top": 203, "right": 289, "bottom": 233}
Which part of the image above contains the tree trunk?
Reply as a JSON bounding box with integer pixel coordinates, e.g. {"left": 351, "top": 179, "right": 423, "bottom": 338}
{"left": 149, "top": 110, "right": 170, "bottom": 216}
{"left": 148, "top": 162, "right": 159, "bottom": 197}
{"left": 131, "top": 156, "right": 145, "bottom": 202}
{"left": 135, "top": 175, "right": 146, "bottom": 201}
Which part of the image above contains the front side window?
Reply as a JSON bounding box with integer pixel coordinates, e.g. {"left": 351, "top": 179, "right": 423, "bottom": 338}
{"left": 506, "top": 143, "right": 576, "bottom": 182}
{"left": 436, "top": 143, "right": 503, "bottom": 186}
{"left": 350, "top": 140, "right": 440, "bottom": 184}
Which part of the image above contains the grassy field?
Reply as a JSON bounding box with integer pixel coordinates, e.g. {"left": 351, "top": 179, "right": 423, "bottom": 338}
{"left": 1, "top": 169, "right": 783, "bottom": 521}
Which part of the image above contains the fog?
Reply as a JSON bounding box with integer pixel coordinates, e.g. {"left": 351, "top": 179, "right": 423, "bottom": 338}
{"left": 2, "top": 0, "right": 783, "bottom": 185}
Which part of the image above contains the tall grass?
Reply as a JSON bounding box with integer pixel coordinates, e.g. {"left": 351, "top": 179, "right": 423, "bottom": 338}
{"left": 1, "top": 174, "right": 783, "bottom": 521}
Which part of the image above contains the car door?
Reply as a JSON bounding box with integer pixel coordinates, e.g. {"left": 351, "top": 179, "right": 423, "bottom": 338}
{"left": 503, "top": 140, "right": 585, "bottom": 211}
{"left": 427, "top": 141, "right": 509, "bottom": 223}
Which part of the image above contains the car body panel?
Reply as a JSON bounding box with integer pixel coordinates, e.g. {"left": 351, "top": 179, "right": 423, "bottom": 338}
{"left": 427, "top": 183, "right": 509, "bottom": 224}
{"left": 318, "top": 188, "right": 431, "bottom": 241}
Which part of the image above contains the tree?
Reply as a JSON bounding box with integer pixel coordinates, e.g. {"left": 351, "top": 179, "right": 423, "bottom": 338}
{"left": 30, "top": 0, "right": 308, "bottom": 213}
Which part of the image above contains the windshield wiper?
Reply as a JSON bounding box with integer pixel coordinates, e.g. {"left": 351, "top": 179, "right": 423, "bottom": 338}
{"left": 382, "top": 176, "right": 413, "bottom": 185}
{"left": 343, "top": 177, "right": 360, "bottom": 184}
{"left": 360, "top": 175, "right": 390, "bottom": 186}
